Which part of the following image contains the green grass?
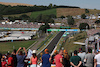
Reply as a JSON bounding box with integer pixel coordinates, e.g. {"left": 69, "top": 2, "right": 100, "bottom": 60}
{"left": 0, "top": 40, "right": 35, "bottom": 54}
{"left": 37, "top": 32, "right": 58, "bottom": 53}
{"left": 30, "top": 8, "right": 56, "bottom": 18}
{"left": 3, "top": 12, "right": 32, "bottom": 17}
{"left": 64, "top": 31, "right": 87, "bottom": 55}
{"left": 3, "top": 8, "right": 56, "bottom": 19}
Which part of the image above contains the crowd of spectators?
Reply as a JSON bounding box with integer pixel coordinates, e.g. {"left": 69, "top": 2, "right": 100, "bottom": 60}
{"left": 0, "top": 23, "right": 40, "bottom": 28}
{"left": 76, "top": 19, "right": 96, "bottom": 27}
{"left": 0, "top": 47, "right": 100, "bottom": 67}
{"left": 87, "top": 29, "right": 100, "bottom": 36}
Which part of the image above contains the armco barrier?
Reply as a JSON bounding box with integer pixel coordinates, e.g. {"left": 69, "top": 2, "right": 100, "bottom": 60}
{"left": 37, "top": 34, "right": 53, "bottom": 50}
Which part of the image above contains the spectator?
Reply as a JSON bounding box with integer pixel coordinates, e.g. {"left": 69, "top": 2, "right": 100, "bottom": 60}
{"left": 39, "top": 52, "right": 43, "bottom": 62}
{"left": 55, "top": 50, "right": 63, "bottom": 67}
{"left": 94, "top": 50, "right": 100, "bottom": 67}
{"left": 0, "top": 53, "right": 2, "bottom": 67}
{"left": 63, "top": 51, "right": 70, "bottom": 67}
{"left": 7, "top": 53, "right": 14, "bottom": 67}
{"left": 70, "top": 50, "right": 82, "bottom": 67}
{"left": 42, "top": 49, "right": 51, "bottom": 67}
{"left": 12, "top": 49, "right": 17, "bottom": 67}
{"left": 84, "top": 48, "right": 94, "bottom": 67}
{"left": 63, "top": 49, "right": 67, "bottom": 54}
{"left": 1, "top": 57, "right": 7, "bottom": 67}
{"left": 78, "top": 48, "right": 86, "bottom": 67}
{"left": 51, "top": 50, "right": 58, "bottom": 64}
{"left": 30, "top": 50, "right": 38, "bottom": 67}
{"left": 16, "top": 47, "right": 27, "bottom": 67}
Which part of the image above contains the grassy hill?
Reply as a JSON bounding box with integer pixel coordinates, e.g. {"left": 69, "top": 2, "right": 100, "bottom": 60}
{"left": 30, "top": 9, "right": 56, "bottom": 18}
{"left": 3, "top": 8, "right": 100, "bottom": 19}
{"left": 3, "top": 8, "right": 56, "bottom": 19}
{"left": 64, "top": 31, "right": 87, "bottom": 55}
{"left": 3, "top": 12, "right": 32, "bottom": 17}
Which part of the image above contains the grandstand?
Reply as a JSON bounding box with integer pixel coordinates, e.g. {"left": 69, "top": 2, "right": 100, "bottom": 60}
{"left": 0, "top": 31, "right": 36, "bottom": 41}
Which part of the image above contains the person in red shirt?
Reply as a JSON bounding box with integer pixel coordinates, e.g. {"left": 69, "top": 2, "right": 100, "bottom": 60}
{"left": 1, "top": 58, "right": 7, "bottom": 67}
{"left": 7, "top": 53, "right": 14, "bottom": 67}
{"left": 55, "top": 50, "right": 63, "bottom": 67}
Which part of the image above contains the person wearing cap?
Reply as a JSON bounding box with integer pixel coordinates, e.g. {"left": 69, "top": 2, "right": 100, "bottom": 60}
{"left": 78, "top": 48, "right": 86, "bottom": 67}
{"left": 30, "top": 50, "right": 38, "bottom": 67}
{"left": 63, "top": 50, "right": 67, "bottom": 54}
{"left": 42, "top": 49, "right": 51, "bottom": 67}
{"left": 55, "top": 50, "right": 63, "bottom": 67}
{"left": 94, "top": 49, "right": 100, "bottom": 67}
{"left": 51, "top": 50, "right": 58, "bottom": 64}
{"left": 63, "top": 51, "right": 70, "bottom": 67}
{"left": 16, "top": 47, "right": 27, "bottom": 67}
{"left": 1, "top": 56, "right": 7, "bottom": 67}
{"left": 7, "top": 53, "right": 14, "bottom": 67}
{"left": 12, "top": 49, "right": 17, "bottom": 67}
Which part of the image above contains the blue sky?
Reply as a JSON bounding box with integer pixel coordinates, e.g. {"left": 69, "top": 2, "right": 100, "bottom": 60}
{"left": 0, "top": 0, "right": 100, "bottom": 9}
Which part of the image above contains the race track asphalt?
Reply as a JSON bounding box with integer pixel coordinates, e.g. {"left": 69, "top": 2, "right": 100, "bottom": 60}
{"left": 37, "top": 31, "right": 64, "bottom": 58}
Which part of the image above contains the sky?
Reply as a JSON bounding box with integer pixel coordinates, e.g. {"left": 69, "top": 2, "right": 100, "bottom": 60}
{"left": 0, "top": 0, "right": 100, "bottom": 9}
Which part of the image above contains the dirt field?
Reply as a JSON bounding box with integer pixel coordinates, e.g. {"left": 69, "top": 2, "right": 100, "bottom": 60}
{"left": 57, "top": 8, "right": 85, "bottom": 17}
{"left": 0, "top": 2, "right": 34, "bottom": 6}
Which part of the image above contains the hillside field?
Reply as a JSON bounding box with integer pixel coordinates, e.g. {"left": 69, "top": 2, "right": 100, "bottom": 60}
{"left": 3, "top": 12, "right": 32, "bottom": 17}
{"left": 30, "top": 9, "right": 56, "bottom": 18}
{"left": 3, "top": 8, "right": 100, "bottom": 19}
{"left": 0, "top": 2, "right": 34, "bottom": 6}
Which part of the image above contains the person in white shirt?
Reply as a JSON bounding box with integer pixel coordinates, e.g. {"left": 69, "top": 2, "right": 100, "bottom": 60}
{"left": 78, "top": 50, "right": 86, "bottom": 66}
{"left": 94, "top": 50, "right": 100, "bottom": 67}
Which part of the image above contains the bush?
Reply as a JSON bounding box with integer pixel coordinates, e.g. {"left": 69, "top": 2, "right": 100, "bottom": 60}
{"left": 67, "top": 15, "right": 75, "bottom": 25}
{"left": 95, "top": 20, "right": 100, "bottom": 24}
{"left": 79, "top": 23, "right": 89, "bottom": 30}
{"left": 39, "top": 23, "right": 50, "bottom": 33}
{"left": 81, "top": 14, "right": 86, "bottom": 19}
{"left": 85, "top": 9, "right": 89, "bottom": 13}
{"left": 60, "top": 15, "right": 65, "bottom": 19}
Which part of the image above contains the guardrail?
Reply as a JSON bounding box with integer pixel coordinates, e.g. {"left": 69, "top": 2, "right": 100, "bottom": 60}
{"left": 37, "top": 34, "right": 53, "bottom": 50}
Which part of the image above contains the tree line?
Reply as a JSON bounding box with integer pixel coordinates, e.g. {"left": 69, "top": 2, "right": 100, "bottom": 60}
{"left": 0, "top": 4, "right": 79, "bottom": 15}
{"left": 8, "top": 14, "right": 56, "bottom": 23}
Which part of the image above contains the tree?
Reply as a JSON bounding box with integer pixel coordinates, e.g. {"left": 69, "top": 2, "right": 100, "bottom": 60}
{"left": 49, "top": 14, "right": 56, "bottom": 18}
{"left": 0, "top": 14, "right": 3, "bottom": 20}
{"left": 29, "top": 17, "right": 35, "bottom": 22}
{"left": 60, "top": 15, "right": 65, "bottom": 19}
{"left": 67, "top": 15, "right": 75, "bottom": 25}
{"left": 35, "top": 14, "right": 42, "bottom": 22}
{"left": 19, "top": 14, "right": 30, "bottom": 20}
{"left": 39, "top": 23, "right": 50, "bottom": 33}
{"left": 95, "top": 20, "right": 100, "bottom": 24}
{"left": 41, "top": 15, "right": 49, "bottom": 22}
{"left": 79, "top": 23, "right": 89, "bottom": 30}
{"left": 48, "top": 3, "right": 53, "bottom": 8}
{"left": 81, "top": 14, "right": 86, "bottom": 19}
{"left": 8, "top": 16, "right": 15, "bottom": 22}
{"left": 53, "top": 4, "right": 57, "bottom": 8}
{"left": 48, "top": 18, "right": 54, "bottom": 23}
{"left": 85, "top": 9, "right": 89, "bottom": 13}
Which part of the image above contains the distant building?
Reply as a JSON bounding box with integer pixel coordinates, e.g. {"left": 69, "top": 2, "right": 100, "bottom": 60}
{"left": 86, "top": 15, "right": 90, "bottom": 19}
{"left": 76, "top": 15, "right": 81, "bottom": 19}
{"left": 89, "top": 14, "right": 97, "bottom": 19}
{"left": 3, "top": 17, "right": 8, "bottom": 20}
{"left": 97, "top": 15, "right": 100, "bottom": 20}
